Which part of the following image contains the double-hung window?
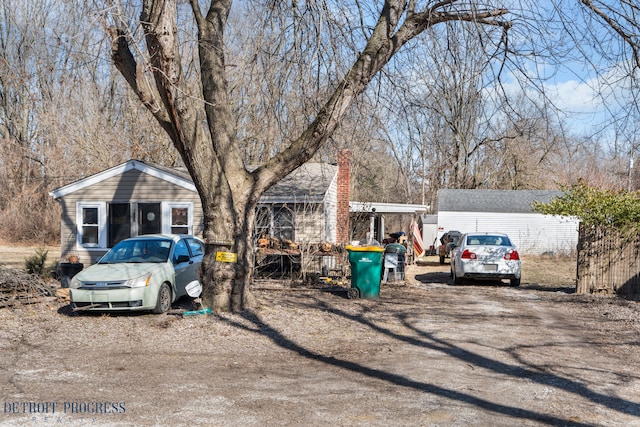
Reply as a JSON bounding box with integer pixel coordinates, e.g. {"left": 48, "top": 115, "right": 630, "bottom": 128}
{"left": 76, "top": 202, "right": 107, "bottom": 248}
{"left": 162, "top": 202, "right": 193, "bottom": 235}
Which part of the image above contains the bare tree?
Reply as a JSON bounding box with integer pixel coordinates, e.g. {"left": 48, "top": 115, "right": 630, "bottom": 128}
{"left": 0, "top": 0, "right": 181, "bottom": 242}
{"left": 101, "top": 0, "right": 512, "bottom": 311}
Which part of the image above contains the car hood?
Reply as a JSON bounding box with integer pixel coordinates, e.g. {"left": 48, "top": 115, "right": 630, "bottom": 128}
{"left": 74, "top": 263, "right": 167, "bottom": 282}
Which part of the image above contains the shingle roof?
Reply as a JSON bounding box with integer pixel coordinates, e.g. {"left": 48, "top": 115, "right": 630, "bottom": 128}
{"left": 261, "top": 163, "right": 337, "bottom": 203}
{"left": 437, "top": 189, "right": 563, "bottom": 214}
{"left": 158, "top": 161, "right": 338, "bottom": 203}
{"left": 146, "top": 162, "right": 192, "bottom": 182}
{"left": 50, "top": 160, "right": 337, "bottom": 202}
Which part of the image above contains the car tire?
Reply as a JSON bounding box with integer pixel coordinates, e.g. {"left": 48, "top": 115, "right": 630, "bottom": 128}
{"left": 510, "top": 278, "right": 521, "bottom": 287}
{"left": 452, "top": 268, "right": 462, "bottom": 285}
{"left": 152, "top": 283, "right": 172, "bottom": 314}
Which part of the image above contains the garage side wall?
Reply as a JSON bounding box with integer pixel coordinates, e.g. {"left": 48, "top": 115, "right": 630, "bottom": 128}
{"left": 437, "top": 212, "right": 579, "bottom": 255}
{"left": 295, "top": 203, "right": 327, "bottom": 243}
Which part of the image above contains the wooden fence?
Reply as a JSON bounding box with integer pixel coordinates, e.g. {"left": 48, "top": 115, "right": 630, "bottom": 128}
{"left": 577, "top": 224, "right": 640, "bottom": 296}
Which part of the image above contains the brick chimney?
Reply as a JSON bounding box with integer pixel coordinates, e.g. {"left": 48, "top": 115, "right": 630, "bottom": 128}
{"left": 336, "top": 149, "right": 351, "bottom": 244}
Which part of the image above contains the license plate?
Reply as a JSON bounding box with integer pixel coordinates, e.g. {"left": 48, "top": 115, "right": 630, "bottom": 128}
{"left": 483, "top": 264, "right": 498, "bottom": 271}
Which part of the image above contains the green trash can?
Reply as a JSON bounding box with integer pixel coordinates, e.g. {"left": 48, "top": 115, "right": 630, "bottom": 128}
{"left": 345, "top": 245, "right": 384, "bottom": 299}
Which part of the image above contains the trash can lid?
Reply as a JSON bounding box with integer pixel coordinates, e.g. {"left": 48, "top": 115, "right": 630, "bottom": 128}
{"left": 345, "top": 245, "right": 384, "bottom": 252}
{"left": 384, "top": 243, "right": 407, "bottom": 253}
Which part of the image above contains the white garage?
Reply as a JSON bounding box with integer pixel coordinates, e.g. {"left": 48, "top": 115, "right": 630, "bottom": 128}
{"left": 437, "top": 189, "right": 579, "bottom": 255}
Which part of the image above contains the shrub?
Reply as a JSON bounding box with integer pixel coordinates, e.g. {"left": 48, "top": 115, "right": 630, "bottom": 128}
{"left": 24, "top": 247, "right": 51, "bottom": 279}
{"left": 532, "top": 180, "right": 640, "bottom": 233}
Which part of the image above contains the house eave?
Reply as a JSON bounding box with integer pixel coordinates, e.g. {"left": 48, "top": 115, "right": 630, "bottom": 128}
{"left": 49, "top": 160, "right": 197, "bottom": 199}
{"left": 259, "top": 195, "right": 325, "bottom": 205}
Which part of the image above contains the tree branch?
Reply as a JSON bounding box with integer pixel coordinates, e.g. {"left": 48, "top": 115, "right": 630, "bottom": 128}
{"left": 107, "top": 27, "right": 174, "bottom": 132}
{"left": 580, "top": 0, "right": 640, "bottom": 69}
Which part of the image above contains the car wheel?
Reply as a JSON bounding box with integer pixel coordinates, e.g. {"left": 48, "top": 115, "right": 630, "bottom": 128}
{"left": 510, "top": 278, "right": 521, "bottom": 287}
{"left": 452, "top": 268, "right": 462, "bottom": 285}
{"left": 152, "top": 283, "right": 172, "bottom": 314}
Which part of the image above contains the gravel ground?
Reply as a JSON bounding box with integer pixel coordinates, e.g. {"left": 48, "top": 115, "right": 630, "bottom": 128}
{"left": 0, "top": 256, "right": 639, "bottom": 426}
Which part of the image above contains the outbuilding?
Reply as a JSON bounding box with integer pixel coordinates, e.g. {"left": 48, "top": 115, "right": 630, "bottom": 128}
{"left": 437, "top": 189, "right": 579, "bottom": 255}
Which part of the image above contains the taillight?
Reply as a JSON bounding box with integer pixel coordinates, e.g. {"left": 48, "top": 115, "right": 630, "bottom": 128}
{"left": 461, "top": 249, "right": 477, "bottom": 259}
{"left": 505, "top": 250, "right": 520, "bottom": 261}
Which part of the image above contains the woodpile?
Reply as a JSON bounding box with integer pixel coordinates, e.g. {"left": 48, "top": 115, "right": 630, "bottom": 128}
{"left": 257, "top": 236, "right": 300, "bottom": 253}
{"left": 256, "top": 237, "right": 344, "bottom": 256}
{"left": 0, "top": 268, "right": 57, "bottom": 308}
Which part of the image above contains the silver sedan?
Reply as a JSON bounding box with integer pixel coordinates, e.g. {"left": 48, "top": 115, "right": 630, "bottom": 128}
{"left": 450, "top": 232, "right": 521, "bottom": 286}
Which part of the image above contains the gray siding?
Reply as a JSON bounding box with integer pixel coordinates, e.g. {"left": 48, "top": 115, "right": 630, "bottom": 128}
{"left": 295, "top": 204, "right": 326, "bottom": 243}
{"left": 69, "top": 169, "right": 193, "bottom": 201}
{"left": 323, "top": 172, "right": 338, "bottom": 243}
{"left": 57, "top": 169, "right": 203, "bottom": 265}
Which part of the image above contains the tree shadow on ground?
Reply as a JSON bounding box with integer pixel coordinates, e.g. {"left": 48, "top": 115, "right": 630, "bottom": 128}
{"left": 521, "top": 283, "right": 576, "bottom": 293}
{"left": 414, "top": 271, "right": 576, "bottom": 294}
{"left": 413, "top": 271, "right": 451, "bottom": 284}
{"left": 216, "top": 301, "right": 634, "bottom": 426}
{"left": 217, "top": 288, "right": 640, "bottom": 426}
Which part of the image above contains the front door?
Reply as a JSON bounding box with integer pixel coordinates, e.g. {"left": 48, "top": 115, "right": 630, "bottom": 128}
{"left": 109, "top": 203, "right": 131, "bottom": 247}
{"left": 139, "top": 203, "right": 161, "bottom": 235}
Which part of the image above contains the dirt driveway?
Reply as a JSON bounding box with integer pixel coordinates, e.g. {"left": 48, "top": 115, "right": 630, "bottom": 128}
{"left": 1, "top": 256, "right": 639, "bottom": 426}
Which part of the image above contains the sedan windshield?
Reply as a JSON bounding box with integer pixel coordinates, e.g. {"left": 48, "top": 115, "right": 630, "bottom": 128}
{"left": 466, "top": 235, "right": 512, "bottom": 246}
{"left": 99, "top": 239, "right": 172, "bottom": 264}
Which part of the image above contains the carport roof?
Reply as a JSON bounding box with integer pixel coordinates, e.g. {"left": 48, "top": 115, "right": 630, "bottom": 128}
{"left": 438, "top": 189, "right": 563, "bottom": 214}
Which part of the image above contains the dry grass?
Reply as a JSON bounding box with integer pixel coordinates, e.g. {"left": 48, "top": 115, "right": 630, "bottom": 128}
{"left": 521, "top": 255, "right": 577, "bottom": 288}
{"left": 0, "top": 243, "right": 61, "bottom": 270}
{"left": 414, "top": 254, "right": 578, "bottom": 289}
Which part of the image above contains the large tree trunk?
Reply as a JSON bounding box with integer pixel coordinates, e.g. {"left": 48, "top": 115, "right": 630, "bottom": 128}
{"left": 198, "top": 189, "right": 258, "bottom": 312}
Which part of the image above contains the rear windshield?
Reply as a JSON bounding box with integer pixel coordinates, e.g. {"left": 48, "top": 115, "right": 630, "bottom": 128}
{"left": 466, "top": 235, "right": 512, "bottom": 246}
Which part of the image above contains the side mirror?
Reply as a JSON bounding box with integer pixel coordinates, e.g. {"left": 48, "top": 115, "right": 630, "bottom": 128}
{"left": 175, "top": 254, "right": 191, "bottom": 264}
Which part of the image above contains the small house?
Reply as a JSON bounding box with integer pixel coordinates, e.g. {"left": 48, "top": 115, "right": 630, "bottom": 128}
{"left": 49, "top": 151, "right": 353, "bottom": 265}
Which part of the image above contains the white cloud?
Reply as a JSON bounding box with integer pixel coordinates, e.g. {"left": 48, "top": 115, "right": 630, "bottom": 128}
{"left": 548, "top": 78, "right": 602, "bottom": 113}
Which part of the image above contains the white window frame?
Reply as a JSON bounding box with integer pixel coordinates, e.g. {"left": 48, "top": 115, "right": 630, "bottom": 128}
{"left": 161, "top": 202, "right": 193, "bottom": 235}
{"left": 76, "top": 202, "right": 108, "bottom": 249}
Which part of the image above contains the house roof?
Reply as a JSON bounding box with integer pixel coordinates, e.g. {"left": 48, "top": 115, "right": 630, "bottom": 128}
{"left": 259, "top": 163, "right": 338, "bottom": 204}
{"left": 437, "top": 189, "right": 563, "bottom": 214}
{"left": 49, "top": 160, "right": 197, "bottom": 199}
{"left": 50, "top": 159, "right": 337, "bottom": 203}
